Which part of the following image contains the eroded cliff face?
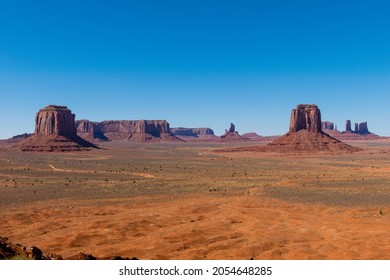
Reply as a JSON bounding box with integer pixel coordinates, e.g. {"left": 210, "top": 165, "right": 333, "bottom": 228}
{"left": 321, "top": 121, "right": 335, "bottom": 131}
{"left": 76, "top": 120, "right": 180, "bottom": 142}
{"left": 289, "top": 104, "right": 321, "bottom": 134}
{"left": 215, "top": 104, "right": 361, "bottom": 154}
{"left": 171, "top": 127, "right": 215, "bottom": 137}
{"left": 35, "top": 106, "right": 77, "bottom": 136}
{"left": 19, "top": 106, "right": 97, "bottom": 152}
{"left": 356, "top": 122, "right": 370, "bottom": 135}
{"left": 267, "top": 104, "right": 361, "bottom": 153}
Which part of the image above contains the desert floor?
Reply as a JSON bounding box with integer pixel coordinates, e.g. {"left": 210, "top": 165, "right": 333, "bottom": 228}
{"left": 1, "top": 140, "right": 390, "bottom": 259}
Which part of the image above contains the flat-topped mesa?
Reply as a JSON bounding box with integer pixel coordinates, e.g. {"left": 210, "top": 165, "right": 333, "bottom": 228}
{"left": 75, "top": 120, "right": 108, "bottom": 142}
{"left": 322, "top": 121, "right": 335, "bottom": 131}
{"left": 76, "top": 119, "right": 95, "bottom": 135}
{"left": 289, "top": 104, "right": 322, "bottom": 133}
{"left": 19, "top": 105, "right": 97, "bottom": 152}
{"left": 357, "top": 122, "right": 370, "bottom": 135}
{"left": 171, "top": 127, "right": 215, "bottom": 138}
{"left": 35, "top": 105, "right": 76, "bottom": 136}
{"left": 76, "top": 120, "right": 181, "bottom": 142}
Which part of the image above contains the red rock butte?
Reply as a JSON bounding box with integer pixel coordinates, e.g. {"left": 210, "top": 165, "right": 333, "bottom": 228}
{"left": 217, "top": 104, "right": 361, "bottom": 153}
{"left": 19, "top": 105, "right": 97, "bottom": 152}
{"left": 267, "top": 104, "right": 361, "bottom": 153}
{"left": 218, "top": 123, "right": 251, "bottom": 142}
{"left": 289, "top": 104, "right": 322, "bottom": 133}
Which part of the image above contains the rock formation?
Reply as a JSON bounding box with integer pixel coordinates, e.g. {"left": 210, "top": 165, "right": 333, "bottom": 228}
{"left": 356, "top": 122, "right": 370, "bottom": 135}
{"left": 267, "top": 105, "right": 360, "bottom": 152}
{"left": 289, "top": 104, "right": 321, "bottom": 133}
{"left": 241, "top": 132, "right": 265, "bottom": 141}
{"left": 0, "top": 236, "right": 138, "bottom": 260}
{"left": 76, "top": 120, "right": 108, "bottom": 142}
{"left": 228, "top": 123, "right": 235, "bottom": 133}
{"left": 321, "top": 119, "right": 380, "bottom": 140}
{"left": 170, "top": 127, "right": 216, "bottom": 140}
{"left": 321, "top": 121, "right": 335, "bottom": 131}
{"left": 4, "top": 133, "right": 33, "bottom": 143}
{"left": 354, "top": 123, "right": 359, "bottom": 133}
{"left": 240, "top": 133, "right": 278, "bottom": 141}
{"left": 34, "top": 105, "right": 76, "bottom": 136}
{"left": 217, "top": 105, "right": 361, "bottom": 153}
{"left": 219, "top": 123, "right": 250, "bottom": 142}
{"left": 0, "top": 236, "right": 63, "bottom": 260}
{"left": 19, "top": 105, "right": 98, "bottom": 152}
{"left": 346, "top": 120, "right": 352, "bottom": 133}
{"left": 76, "top": 120, "right": 181, "bottom": 143}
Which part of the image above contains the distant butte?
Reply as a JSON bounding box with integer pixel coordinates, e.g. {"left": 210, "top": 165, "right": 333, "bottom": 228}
{"left": 217, "top": 104, "right": 361, "bottom": 153}
{"left": 170, "top": 127, "right": 217, "bottom": 141}
{"left": 18, "top": 105, "right": 98, "bottom": 152}
{"left": 321, "top": 120, "right": 382, "bottom": 141}
{"left": 218, "top": 123, "right": 251, "bottom": 142}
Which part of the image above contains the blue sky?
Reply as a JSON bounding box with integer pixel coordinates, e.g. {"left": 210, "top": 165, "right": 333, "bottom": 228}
{"left": 1, "top": 0, "right": 390, "bottom": 138}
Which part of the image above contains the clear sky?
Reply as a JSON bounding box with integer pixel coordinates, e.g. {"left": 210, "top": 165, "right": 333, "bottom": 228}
{"left": 1, "top": 0, "right": 390, "bottom": 138}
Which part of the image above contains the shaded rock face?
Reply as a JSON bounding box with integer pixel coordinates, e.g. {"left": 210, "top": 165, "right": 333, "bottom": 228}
{"left": 289, "top": 104, "right": 321, "bottom": 133}
{"left": 264, "top": 104, "right": 361, "bottom": 153}
{"left": 222, "top": 123, "right": 239, "bottom": 138}
{"left": 35, "top": 106, "right": 76, "bottom": 136}
{"left": 171, "top": 127, "right": 215, "bottom": 138}
{"left": 77, "top": 119, "right": 95, "bottom": 135}
{"left": 346, "top": 120, "right": 352, "bottom": 132}
{"left": 76, "top": 120, "right": 181, "bottom": 142}
{"left": 228, "top": 123, "right": 235, "bottom": 133}
{"left": 321, "top": 119, "right": 377, "bottom": 140}
{"left": 357, "top": 122, "right": 370, "bottom": 135}
{"left": 322, "top": 121, "right": 335, "bottom": 131}
{"left": 19, "top": 106, "right": 97, "bottom": 152}
{"left": 342, "top": 120, "right": 371, "bottom": 135}
{"left": 220, "top": 123, "right": 250, "bottom": 142}
{"left": 75, "top": 120, "right": 108, "bottom": 142}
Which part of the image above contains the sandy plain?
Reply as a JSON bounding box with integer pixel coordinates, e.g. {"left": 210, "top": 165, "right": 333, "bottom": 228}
{"left": 1, "top": 140, "right": 390, "bottom": 260}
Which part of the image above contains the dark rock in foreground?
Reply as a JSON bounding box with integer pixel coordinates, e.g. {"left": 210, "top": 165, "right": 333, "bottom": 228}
{"left": 0, "top": 236, "right": 138, "bottom": 260}
{"left": 0, "top": 237, "right": 62, "bottom": 260}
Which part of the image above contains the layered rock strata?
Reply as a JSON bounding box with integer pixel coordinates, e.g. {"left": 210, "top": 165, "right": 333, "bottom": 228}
{"left": 19, "top": 105, "right": 97, "bottom": 152}
{"left": 170, "top": 127, "right": 217, "bottom": 141}
{"left": 289, "top": 104, "right": 321, "bottom": 133}
{"left": 267, "top": 104, "right": 360, "bottom": 152}
{"left": 321, "top": 121, "right": 335, "bottom": 131}
{"left": 217, "top": 104, "right": 361, "bottom": 153}
{"left": 171, "top": 127, "right": 215, "bottom": 138}
{"left": 76, "top": 120, "right": 181, "bottom": 143}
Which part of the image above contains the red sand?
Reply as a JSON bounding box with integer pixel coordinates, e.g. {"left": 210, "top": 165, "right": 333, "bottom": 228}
{"left": 2, "top": 195, "right": 389, "bottom": 260}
